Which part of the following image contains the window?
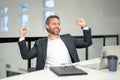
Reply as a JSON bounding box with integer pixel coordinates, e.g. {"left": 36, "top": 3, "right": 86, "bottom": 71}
{"left": 19, "top": 4, "right": 29, "bottom": 27}
{"left": 0, "top": 7, "right": 8, "bottom": 32}
{"left": 42, "top": 0, "right": 54, "bottom": 29}
{"left": 21, "top": 14, "right": 29, "bottom": 27}
{"left": 43, "top": 0, "right": 54, "bottom": 8}
{"left": 43, "top": 11, "right": 54, "bottom": 24}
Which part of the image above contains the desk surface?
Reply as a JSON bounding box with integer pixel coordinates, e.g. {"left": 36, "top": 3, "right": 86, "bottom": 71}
{"left": 1, "top": 58, "right": 120, "bottom": 80}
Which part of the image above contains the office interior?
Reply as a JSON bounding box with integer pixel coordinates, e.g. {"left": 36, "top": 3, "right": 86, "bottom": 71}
{"left": 0, "top": 0, "right": 120, "bottom": 79}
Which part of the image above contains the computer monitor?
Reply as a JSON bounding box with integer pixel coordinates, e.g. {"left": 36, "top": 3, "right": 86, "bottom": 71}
{"left": 100, "top": 45, "right": 120, "bottom": 69}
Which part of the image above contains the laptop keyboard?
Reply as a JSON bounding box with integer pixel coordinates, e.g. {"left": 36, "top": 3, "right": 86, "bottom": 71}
{"left": 80, "top": 63, "right": 100, "bottom": 69}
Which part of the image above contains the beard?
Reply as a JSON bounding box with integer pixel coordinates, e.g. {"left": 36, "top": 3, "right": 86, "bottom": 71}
{"left": 48, "top": 27, "right": 60, "bottom": 35}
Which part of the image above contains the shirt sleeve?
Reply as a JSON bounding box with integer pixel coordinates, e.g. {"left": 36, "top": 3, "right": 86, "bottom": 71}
{"left": 83, "top": 26, "right": 89, "bottom": 30}
{"left": 19, "top": 37, "right": 25, "bottom": 42}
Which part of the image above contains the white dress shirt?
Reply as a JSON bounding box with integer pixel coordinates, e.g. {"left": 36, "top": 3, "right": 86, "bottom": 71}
{"left": 44, "top": 37, "right": 72, "bottom": 69}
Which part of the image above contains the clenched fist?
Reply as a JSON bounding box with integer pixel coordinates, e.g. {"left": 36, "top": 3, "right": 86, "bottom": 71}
{"left": 20, "top": 27, "right": 27, "bottom": 38}
{"left": 76, "top": 18, "right": 87, "bottom": 28}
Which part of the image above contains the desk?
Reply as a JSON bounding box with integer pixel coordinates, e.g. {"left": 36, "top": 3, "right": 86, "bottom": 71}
{"left": 0, "top": 58, "right": 120, "bottom": 80}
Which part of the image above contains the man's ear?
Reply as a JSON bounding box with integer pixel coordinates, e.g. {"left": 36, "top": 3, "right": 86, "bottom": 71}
{"left": 46, "top": 24, "right": 49, "bottom": 29}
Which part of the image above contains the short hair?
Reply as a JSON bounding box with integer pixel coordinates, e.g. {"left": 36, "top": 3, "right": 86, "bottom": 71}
{"left": 45, "top": 15, "right": 60, "bottom": 25}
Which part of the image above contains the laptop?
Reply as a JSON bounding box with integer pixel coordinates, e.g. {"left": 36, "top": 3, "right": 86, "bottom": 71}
{"left": 81, "top": 45, "right": 120, "bottom": 70}
{"left": 99, "top": 45, "right": 120, "bottom": 69}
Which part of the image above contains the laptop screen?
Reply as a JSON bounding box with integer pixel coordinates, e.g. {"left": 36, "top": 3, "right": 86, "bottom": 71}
{"left": 100, "top": 45, "right": 120, "bottom": 69}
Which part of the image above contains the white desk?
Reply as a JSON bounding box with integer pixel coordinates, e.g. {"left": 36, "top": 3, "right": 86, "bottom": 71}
{"left": 0, "top": 58, "right": 120, "bottom": 80}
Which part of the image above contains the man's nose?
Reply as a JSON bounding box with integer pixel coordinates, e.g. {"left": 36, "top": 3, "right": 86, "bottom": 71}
{"left": 56, "top": 23, "right": 60, "bottom": 27}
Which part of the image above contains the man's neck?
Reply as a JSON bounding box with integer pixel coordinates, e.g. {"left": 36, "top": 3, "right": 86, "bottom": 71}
{"left": 48, "top": 34, "right": 60, "bottom": 40}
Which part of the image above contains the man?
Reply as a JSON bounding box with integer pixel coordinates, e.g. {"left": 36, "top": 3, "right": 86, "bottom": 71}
{"left": 18, "top": 15, "right": 92, "bottom": 70}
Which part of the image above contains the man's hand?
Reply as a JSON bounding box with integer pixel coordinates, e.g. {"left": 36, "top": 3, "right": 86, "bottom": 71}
{"left": 76, "top": 18, "right": 87, "bottom": 28}
{"left": 20, "top": 27, "right": 27, "bottom": 38}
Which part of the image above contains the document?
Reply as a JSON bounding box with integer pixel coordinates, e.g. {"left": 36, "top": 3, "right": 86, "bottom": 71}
{"left": 50, "top": 66, "right": 88, "bottom": 76}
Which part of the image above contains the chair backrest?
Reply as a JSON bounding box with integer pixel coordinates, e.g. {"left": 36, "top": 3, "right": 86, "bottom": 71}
{"left": 28, "top": 67, "right": 36, "bottom": 72}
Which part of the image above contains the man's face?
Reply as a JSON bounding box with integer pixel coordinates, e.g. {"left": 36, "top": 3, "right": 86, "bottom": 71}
{"left": 46, "top": 18, "right": 60, "bottom": 35}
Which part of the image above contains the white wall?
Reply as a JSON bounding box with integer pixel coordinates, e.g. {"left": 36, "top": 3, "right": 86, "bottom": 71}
{"left": 0, "top": 43, "right": 27, "bottom": 78}
{"left": 0, "top": 0, "right": 120, "bottom": 37}
{"left": 55, "top": 0, "right": 120, "bottom": 36}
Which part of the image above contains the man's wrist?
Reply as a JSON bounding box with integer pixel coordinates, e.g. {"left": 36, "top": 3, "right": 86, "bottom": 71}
{"left": 81, "top": 24, "right": 87, "bottom": 29}
{"left": 81, "top": 25, "right": 89, "bottom": 30}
